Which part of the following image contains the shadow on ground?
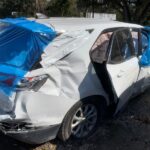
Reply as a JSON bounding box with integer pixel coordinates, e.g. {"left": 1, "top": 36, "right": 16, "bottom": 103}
{"left": 0, "top": 89, "right": 150, "bottom": 150}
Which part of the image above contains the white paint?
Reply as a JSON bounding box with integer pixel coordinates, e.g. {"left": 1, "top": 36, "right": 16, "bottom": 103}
{"left": 0, "top": 19, "right": 149, "bottom": 132}
{"left": 107, "top": 57, "right": 140, "bottom": 111}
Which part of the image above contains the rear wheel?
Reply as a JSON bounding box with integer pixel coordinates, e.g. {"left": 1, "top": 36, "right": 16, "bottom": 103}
{"left": 58, "top": 99, "right": 107, "bottom": 141}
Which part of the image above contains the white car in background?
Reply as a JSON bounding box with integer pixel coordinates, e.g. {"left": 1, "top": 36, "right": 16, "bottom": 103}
{"left": 0, "top": 18, "right": 150, "bottom": 144}
{"left": 35, "top": 13, "right": 48, "bottom": 19}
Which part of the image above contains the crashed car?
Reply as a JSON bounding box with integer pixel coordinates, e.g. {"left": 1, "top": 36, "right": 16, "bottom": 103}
{"left": 0, "top": 18, "right": 150, "bottom": 144}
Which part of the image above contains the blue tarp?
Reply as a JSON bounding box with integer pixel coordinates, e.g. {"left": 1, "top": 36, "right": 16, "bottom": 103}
{"left": 0, "top": 18, "right": 56, "bottom": 96}
{"left": 140, "top": 27, "right": 150, "bottom": 67}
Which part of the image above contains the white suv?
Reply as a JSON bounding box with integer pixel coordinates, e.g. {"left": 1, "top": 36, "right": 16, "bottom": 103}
{"left": 0, "top": 18, "right": 150, "bottom": 144}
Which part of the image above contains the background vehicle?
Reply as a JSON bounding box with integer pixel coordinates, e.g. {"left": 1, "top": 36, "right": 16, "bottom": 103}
{"left": 0, "top": 18, "right": 150, "bottom": 144}
{"left": 35, "top": 13, "right": 48, "bottom": 19}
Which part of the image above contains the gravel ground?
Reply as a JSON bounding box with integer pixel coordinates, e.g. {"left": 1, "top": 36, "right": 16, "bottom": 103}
{"left": 0, "top": 89, "right": 150, "bottom": 150}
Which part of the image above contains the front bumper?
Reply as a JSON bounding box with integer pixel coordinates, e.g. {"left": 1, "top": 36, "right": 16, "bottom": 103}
{"left": 2, "top": 124, "right": 61, "bottom": 144}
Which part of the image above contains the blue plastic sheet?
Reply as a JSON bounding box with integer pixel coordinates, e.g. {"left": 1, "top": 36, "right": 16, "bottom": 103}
{"left": 140, "top": 27, "right": 150, "bottom": 67}
{"left": 0, "top": 18, "right": 56, "bottom": 96}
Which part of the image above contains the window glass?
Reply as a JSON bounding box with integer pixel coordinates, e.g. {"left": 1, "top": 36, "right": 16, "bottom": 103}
{"left": 90, "top": 32, "right": 112, "bottom": 63}
{"left": 131, "top": 31, "right": 139, "bottom": 55}
{"left": 110, "top": 29, "right": 134, "bottom": 63}
{"left": 110, "top": 35, "right": 123, "bottom": 62}
{"left": 141, "top": 32, "right": 149, "bottom": 52}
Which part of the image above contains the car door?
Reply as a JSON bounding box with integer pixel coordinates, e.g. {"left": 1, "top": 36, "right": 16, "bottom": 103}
{"left": 106, "top": 28, "right": 140, "bottom": 112}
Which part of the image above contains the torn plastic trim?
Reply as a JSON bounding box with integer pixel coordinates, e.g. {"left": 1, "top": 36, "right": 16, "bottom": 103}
{"left": 0, "top": 118, "right": 61, "bottom": 144}
{"left": 16, "top": 74, "right": 48, "bottom": 91}
{"left": 3, "top": 124, "right": 61, "bottom": 144}
{"left": 0, "top": 116, "right": 59, "bottom": 133}
{"left": 0, "top": 118, "right": 58, "bottom": 132}
{"left": 0, "top": 121, "right": 32, "bottom": 132}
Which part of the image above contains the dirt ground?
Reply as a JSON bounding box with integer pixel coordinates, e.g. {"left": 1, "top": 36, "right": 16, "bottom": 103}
{"left": 0, "top": 89, "right": 150, "bottom": 150}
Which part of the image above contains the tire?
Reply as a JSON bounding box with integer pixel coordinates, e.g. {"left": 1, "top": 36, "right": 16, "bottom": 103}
{"left": 58, "top": 98, "right": 107, "bottom": 141}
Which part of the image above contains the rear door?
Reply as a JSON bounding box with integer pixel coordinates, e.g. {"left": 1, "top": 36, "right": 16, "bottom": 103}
{"left": 106, "top": 28, "right": 140, "bottom": 111}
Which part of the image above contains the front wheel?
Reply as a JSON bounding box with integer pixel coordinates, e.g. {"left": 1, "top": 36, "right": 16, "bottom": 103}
{"left": 58, "top": 99, "right": 106, "bottom": 141}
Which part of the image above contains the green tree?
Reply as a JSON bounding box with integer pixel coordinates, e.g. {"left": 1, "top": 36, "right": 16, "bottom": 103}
{"left": 106, "top": 0, "right": 150, "bottom": 24}
{"left": 0, "top": 0, "right": 150, "bottom": 25}
{"left": 77, "top": 0, "right": 90, "bottom": 17}
{"left": 0, "top": 0, "right": 36, "bottom": 18}
{"left": 46, "top": 0, "right": 78, "bottom": 17}
{"left": 77, "top": 0, "right": 108, "bottom": 17}
{"left": 36, "top": 0, "right": 48, "bottom": 14}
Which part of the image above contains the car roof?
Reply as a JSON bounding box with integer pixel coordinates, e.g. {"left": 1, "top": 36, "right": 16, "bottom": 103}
{"left": 35, "top": 18, "right": 143, "bottom": 32}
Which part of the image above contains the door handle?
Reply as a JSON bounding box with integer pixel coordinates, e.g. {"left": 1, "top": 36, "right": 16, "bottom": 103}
{"left": 117, "top": 70, "right": 125, "bottom": 78}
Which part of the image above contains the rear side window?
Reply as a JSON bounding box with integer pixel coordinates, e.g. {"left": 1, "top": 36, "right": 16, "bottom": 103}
{"left": 109, "top": 29, "right": 135, "bottom": 64}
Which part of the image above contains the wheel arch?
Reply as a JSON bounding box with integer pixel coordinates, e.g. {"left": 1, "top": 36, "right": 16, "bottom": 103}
{"left": 61, "top": 94, "right": 108, "bottom": 124}
{"left": 58, "top": 94, "right": 108, "bottom": 141}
